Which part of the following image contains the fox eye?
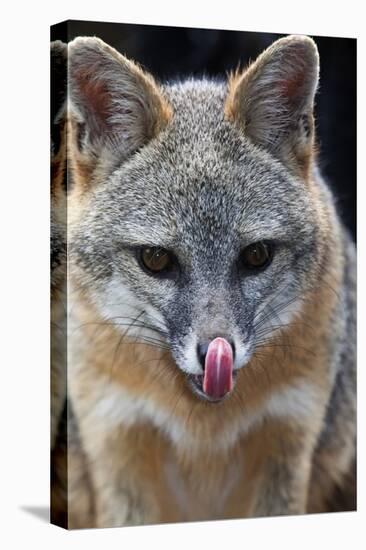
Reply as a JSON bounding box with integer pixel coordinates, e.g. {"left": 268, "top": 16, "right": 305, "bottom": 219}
{"left": 139, "top": 247, "right": 175, "bottom": 276}
{"left": 240, "top": 241, "right": 273, "bottom": 271}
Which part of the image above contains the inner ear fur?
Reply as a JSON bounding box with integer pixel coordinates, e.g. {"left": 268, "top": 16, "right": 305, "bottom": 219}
{"left": 68, "top": 36, "right": 172, "bottom": 188}
{"left": 224, "top": 35, "right": 320, "bottom": 177}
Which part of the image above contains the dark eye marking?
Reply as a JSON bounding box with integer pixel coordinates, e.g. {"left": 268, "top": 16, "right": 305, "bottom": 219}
{"left": 138, "top": 247, "right": 178, "bottom": 279}
{"left": 239, "top": 241, "right": 274, "bottom": 272}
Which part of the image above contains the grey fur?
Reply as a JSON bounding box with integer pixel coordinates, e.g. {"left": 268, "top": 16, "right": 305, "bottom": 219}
{"left": 71, "top": 76, "right": 329, "bottom": 374}
{"left": 67, "top": 35, "right": 356, "bottom": 519}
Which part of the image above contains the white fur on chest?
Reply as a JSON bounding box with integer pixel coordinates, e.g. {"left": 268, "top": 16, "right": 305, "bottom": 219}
{"left": 89, "top": 376, "right": 319, "bottom": 454}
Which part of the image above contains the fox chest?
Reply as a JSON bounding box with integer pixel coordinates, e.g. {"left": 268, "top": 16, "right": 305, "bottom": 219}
{"left": 157, "top": 455, "right": 246, "bottom": 522}
{"left": 83, "top": 382, "right": 250, "bottom": 520}
{"left": 79, "top": 370, "right": 321, "bottom": 523}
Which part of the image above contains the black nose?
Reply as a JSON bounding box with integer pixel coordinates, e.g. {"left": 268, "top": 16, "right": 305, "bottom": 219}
{"left": 197, "top": 342, "right": 209, "bottom": 368}
{"left": 196, "top": 339, "right": 235, "bottom": 369}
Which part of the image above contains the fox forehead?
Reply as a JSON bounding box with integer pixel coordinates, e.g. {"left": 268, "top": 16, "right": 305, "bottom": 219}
{"left": 73, "top": 80, "right": 317, "bottom": 269}
{"left": 93, "top": 130, "right": 309, "bottom": 252}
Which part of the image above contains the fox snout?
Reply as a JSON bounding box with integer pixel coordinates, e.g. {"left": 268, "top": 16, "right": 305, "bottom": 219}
{"left": 169, "top": 290, "right": 253, "bottom": 401}
{"left": 185, "top": 333, "right": 249, "bottom": 402}
{"left": 196, "top": 338, "right": 236, "bottom": 368}
{"left": 198, "top": 337, "right": 235, "bottom": 400}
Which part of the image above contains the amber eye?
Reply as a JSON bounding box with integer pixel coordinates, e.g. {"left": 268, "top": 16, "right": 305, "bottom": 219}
{"left": 139, "top": 247, "right": 174, "bottom": 275}
{"left": 240, "top": 241, "right": 273, "bottom": 271}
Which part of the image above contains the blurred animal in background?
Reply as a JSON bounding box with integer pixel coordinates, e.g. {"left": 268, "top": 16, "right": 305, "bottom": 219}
{"left": 50, "top": 39, "right": 67, "bottom": 452}
{"left": 50, "top": 39, "right": 68, "bottom": 527}
{"left": 51, "top": 41, "right": 94, "bottom": 528}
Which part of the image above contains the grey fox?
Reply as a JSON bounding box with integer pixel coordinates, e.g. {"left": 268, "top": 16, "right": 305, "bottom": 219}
{"left": 58, "top": 33, "right": 356, "bottom": 527}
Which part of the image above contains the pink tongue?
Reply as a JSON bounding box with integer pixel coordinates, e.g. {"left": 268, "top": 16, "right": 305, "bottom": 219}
{"left": 202, "top": 337, "right": 234, "bottom": 399}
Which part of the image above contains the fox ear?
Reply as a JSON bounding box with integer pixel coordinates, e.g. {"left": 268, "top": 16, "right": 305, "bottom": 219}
{"left": 225, "top": 35, "right": 319, "bottom": 176}
{"left": 68, "top": 37, "right": 172, "bottom": 183}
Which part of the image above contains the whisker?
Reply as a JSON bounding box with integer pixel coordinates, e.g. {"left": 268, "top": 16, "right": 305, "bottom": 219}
{"left": 109, "top": 310, "right": 146, "bottom": 381}
{"left": 255, "top": 342, "right": 316, "bottom": 358}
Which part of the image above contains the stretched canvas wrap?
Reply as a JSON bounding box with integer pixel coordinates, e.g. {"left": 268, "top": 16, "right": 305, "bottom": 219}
{"left": 50, "top": 20, "right": 357, "bottom": 529}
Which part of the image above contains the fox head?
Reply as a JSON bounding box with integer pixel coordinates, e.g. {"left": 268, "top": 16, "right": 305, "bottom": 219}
{"left": 68, "top": 35, "right": 336, "bottom": 403}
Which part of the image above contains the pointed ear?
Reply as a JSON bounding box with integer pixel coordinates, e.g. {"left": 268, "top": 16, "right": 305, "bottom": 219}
{"left": 225, "top": 35, "right": 319, "bottom": 176}
{"left": 68, "top": 37, "right": 172, "bottom": 185}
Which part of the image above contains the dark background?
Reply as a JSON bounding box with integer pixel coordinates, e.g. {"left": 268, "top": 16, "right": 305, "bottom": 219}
{"left": 52, "top": 21, "right": 356, "bottom": 239}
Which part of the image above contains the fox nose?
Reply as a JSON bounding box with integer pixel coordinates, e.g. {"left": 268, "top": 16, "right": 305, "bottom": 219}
{"left": 197, "top": 338, "right": 236, "bottom": 369}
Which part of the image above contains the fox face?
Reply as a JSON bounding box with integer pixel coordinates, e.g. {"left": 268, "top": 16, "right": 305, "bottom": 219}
{"left": 69, "top": 35, "right": 332, "bottom": 402}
